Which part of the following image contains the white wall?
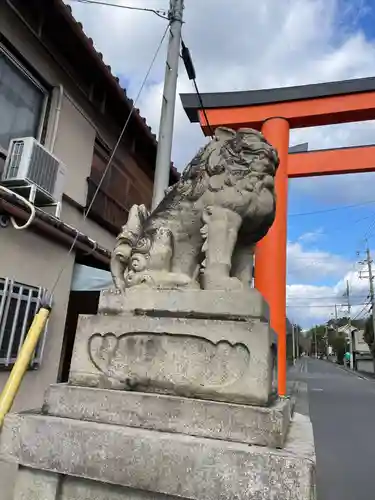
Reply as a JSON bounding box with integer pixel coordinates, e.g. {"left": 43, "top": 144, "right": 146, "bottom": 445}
{"left": 53, "top": 95, "right": 97, "bottom": 206}
{"left": 0, "top": 225, "right": 75, "bottom": 500}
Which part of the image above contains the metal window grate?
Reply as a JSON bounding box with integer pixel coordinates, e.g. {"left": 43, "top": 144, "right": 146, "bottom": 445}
{"left": 6, "top": 140, "right": 24, "bottom": 179}
{"left": 0, "top": 277, "right": 48, "bottom": 368}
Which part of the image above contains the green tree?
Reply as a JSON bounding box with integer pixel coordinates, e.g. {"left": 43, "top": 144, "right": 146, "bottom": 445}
{"left": 306, "top": 325, "right": 327, "bottom": 357}
{"left": 331, "top": 336, "right": 346, "bottom": 364}
{"left": 363, "top": 316, "right": 375, "bottom": 356}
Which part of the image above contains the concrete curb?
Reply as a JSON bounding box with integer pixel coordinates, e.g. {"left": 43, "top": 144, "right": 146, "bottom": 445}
{"left": 336, "top": 364, "right": 369, "bottom": 380}
{"left": 324, "top": 359, "right": 370, "bottom": 380}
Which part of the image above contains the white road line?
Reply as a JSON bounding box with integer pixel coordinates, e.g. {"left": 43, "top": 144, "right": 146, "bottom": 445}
{"left": 336, "top": 364, "right": 370, "bottom": 381}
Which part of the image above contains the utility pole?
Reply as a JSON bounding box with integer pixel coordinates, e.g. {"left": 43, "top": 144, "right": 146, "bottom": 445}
{"left": 296, "top": 325, "right": 300, "bottom": 358}
{"left": 365, "top": 246, "right": 375, "bottom": 341}
{"left": 292, "top": 323, "right": 296, "bottom": 365}
{"left": 334, "top": 304, "right": 339, "bottom": 337}
{"left": 346, "top": 280, "right": 354, "bottom": 369}
{"left": 314, "top": 326, "right": 317, "bottom": 358}
{"left": 325, "top": 323, "right": 329, "bottom": 358}
{"left": 152, "top": 0, "right": 184, "bottom": 210}
{"left": 359, "top": 244, "right": 375, "bottom": 350}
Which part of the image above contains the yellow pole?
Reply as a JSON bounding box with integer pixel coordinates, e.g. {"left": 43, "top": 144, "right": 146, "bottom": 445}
{"left": 0, "top": 306, "right": 51, "bottom": 428}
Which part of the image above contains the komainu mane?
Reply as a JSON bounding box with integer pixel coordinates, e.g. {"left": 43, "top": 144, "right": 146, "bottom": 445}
{"left": 111, "top": 127, "right": 279, "bottom": 292}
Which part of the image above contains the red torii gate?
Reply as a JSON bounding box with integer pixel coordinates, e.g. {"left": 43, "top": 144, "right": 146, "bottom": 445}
{"left": 180, "top": 76, "right": 375, "bottom": 396}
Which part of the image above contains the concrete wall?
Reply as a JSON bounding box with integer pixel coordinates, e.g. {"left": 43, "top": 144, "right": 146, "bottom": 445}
{"left": 0, "top": 224, "right": 75, "bottom": 500}
{"left": 357, "top": 359, "right": 374, "bottom": 374}
{"left": 353, "top": 330, "right": 370, "bottom": 354}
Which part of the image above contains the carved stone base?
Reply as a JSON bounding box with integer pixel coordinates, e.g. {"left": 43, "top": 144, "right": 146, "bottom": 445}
{"left": 70, "top": 288, "right": 275, "bottom": 406}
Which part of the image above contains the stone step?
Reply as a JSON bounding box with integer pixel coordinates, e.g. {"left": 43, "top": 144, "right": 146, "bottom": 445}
{"left": 1, "top": 410, "right": 315, "bottom": 500}
{"left": 43, "top": 384, "right": 291, "bottom": 449}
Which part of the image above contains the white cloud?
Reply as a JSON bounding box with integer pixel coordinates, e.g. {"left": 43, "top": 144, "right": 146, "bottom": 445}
{"left": 287, "top": 242, "right": 373, "bottom": 327}
{"left": 297, "top": 229, "right": 324, "bottom": 244}
{"left": 66, "top": 0, "right": 375, "bottom": 201}
{"left": 287, "top": 240, "right": 352, "bottom": 283}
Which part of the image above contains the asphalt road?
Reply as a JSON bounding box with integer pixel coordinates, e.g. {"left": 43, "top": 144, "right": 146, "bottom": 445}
{"left": 292, "top": 358, "right": 375, "bottom": 500}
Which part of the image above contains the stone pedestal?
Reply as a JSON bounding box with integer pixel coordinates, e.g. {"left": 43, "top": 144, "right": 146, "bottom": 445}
{"left": 0, "top": 289, "right": 316, "bottom": 499}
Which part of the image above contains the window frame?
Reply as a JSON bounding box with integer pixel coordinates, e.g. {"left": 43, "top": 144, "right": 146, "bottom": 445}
{"left": 0, "top": 277, "right": 49, "bottom": 369}
{"left": 0, "top": 42, "right": 49, "bottom": 160}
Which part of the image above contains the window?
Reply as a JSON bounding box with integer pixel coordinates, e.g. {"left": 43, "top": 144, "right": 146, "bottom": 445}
{"left": 87, "top": 143, "right": 131, "bottom": 231}
{"left": 0, "top": 277, "right": 48, "bottom": 368}
{"left": 0, "top": 44, "right": 47, "bottom": 159}
{"left": 90, "top": 143, "right": 130, "bottom": 202}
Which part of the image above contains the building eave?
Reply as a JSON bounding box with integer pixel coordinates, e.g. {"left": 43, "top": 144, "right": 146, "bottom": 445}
{"left": 0, "top": 189, "right": 111, "bottom": 269}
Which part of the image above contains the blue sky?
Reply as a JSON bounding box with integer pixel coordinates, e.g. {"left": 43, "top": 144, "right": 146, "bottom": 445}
{"left": 68, "top": 0, "right": 375, "bottom": 327}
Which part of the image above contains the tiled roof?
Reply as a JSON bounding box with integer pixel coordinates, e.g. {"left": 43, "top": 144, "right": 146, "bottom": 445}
{"left": 56, "top": 0, "right": 179, "bottom": 181}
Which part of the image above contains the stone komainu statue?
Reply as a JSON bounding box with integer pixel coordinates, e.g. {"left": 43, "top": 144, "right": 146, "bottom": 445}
{"left": 111, "top": 127, "right": 279, "bottom": 292}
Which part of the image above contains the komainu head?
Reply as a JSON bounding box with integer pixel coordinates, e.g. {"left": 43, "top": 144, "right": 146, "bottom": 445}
{"left": 176, "top": 127, "right": 279, "bottom": 202}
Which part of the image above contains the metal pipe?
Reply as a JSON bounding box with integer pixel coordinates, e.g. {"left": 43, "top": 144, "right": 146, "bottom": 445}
{"left": 0, "top": 306, "right": 51, "bottom": 427}
{"left": 0, "top": 194, "right": 110, "bottom": 266}
{"left": 50, "top": 84, "right": 64, "bottom": 153}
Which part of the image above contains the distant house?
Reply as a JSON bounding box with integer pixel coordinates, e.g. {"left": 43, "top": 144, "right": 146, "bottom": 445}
{"left": 0, "top": 1, "right": 178, "bottom": 497}
{"left": 353, "top": 329, "right": 373, "bottom": 374}
{"left": 338, "top": 325, "right": 373, "bottom": 373}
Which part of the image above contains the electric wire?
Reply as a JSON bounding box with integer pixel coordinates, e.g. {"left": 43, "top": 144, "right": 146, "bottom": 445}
{"left": 289, "top": 199, "right": 375, "bottom": 217}
{"left": 286, "top": 302, "right": 370, "bottom": 308}
{"left": 287, "top": 294, "right": 368, "bottom": 301}
{"left": 352, "top": 301, "right": 371, "bottom": 321}
{"left": 48, "top": 23, "right": 169, "bottom": 298}
{"left": 68, "top": 0, "right": 169, "bottom": 20}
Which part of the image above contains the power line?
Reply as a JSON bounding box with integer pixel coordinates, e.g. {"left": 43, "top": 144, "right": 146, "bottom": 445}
{"left": 352, "top": 301, "right": 371, "bottom": 321}
{"left": 287, "top": 255, "right": 351, "bottom": 261}
{"left": 49, "top": 23, "right": 170, "bottom": 296}
{"left": 68, "top": 0, "right": 170, "bottom": 20}
{"left": 289, "top": 199, "right": 375, "bottom": 217}
{"left": 286, "top": 303, "right": 369, "bottom": 308}
{"left": 287, "top": 295, "right": 368, "bottom": 301}
{"left": 360, "top": 207, "right": 375, "bottom": 241}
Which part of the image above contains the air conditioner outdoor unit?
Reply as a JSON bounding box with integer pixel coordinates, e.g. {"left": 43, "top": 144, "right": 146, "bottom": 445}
{"left": 1, "top": 137, "right": 66, "bottom": 216}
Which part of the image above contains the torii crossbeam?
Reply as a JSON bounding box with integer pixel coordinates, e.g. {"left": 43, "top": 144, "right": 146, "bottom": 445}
{"left": 180, "top": 76, "right": 375, "bottom": 396}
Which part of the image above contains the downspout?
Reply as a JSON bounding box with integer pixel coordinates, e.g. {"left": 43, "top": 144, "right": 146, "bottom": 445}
{"left": 50, "top": 84, "right": 64, "bottom": 153}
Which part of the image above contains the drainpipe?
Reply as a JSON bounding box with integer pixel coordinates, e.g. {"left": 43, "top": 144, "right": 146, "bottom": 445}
{"left": 50, "top": 84, "right": 64, "bottom": 153}
{"left": 0, "top": 194, "right": 111, "bottom": 266}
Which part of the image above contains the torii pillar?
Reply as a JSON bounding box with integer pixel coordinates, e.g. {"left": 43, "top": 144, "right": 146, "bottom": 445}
{"left": 181, "top": 77, "right": 375, "bottom": 396}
